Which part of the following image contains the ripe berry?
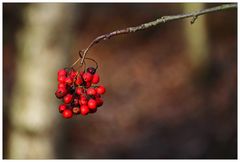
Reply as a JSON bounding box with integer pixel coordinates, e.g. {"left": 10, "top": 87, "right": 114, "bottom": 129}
{"left": 72, "top": 107, "right": 80, "bottom": 114}
{"left": 87, "top": 88, "right": 96, "bottom": 96}
{"left": 75, "top": 87, "right": 84, "bottom": 95}
{"left": 56, "top": 65, "right": 105, "bottom": 118}
{"left": 92, "top": 74, "right": 100, "bottom": 84}
{"left": 58, "top": 75, "right": 66, "bottom": 83}
{"left": 87, "top": 67, "right": 96, "bottom": 75}
{"left": 69, "top": 70, "right": 78, "bottom": 79}
{"left": 80, "top": 105, "right": 89, "bottom": 115}
{"left": 79, "top": 71, "right": 84, "bottom": 76}
{"left": 63, "top": 94, "right": 73, "bottom": 104}
{"left": 55, "top": 88, "right": 67, "bottom": 99}
{"left": 58, "top": 69, "right": 67, "bottom": 76}
{"left": 95, "top": 93, "right": 101, "bottom": 98}
{"left": 83, "top": 72, "right": 93, "bottom": 82}
{"left": 79, "top": 96, "right": 88, "bottom": 105}
{"left": 96, "top": 86, "right": 106, "bottom": 94}
{"left": 59, "top": 104, "right": 67, "bottom": 113}
{"left": 58, "top": 83, "right": 66, "bottom": 89}
{"left": 65, "top": 77, "right": 73, "bottom": 85}
{"left": 75, "top": 77, "right": 83, "bottom": 85}
{"left": 85, "top": 82, "right": 92, "bottom": 88}
{"left": 95, "top": 98, "right": 103, "bottom": 107}
{"left": 62, "top": 109, "right": 73, "bottom": 119}
{"left": 88, "top": 99, "right": 97, "bottom": 109}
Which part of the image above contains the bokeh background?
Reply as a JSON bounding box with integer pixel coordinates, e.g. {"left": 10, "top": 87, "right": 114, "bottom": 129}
{"left": 3, "top": 3, "right": 237, "bottom": 159}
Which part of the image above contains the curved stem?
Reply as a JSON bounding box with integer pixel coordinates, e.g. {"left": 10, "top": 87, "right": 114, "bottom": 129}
{"left": 84, "top": 57, "right": 98, "bottom": 70}
{"left": 79, "top": 3, "right": 237, "bottom": 64}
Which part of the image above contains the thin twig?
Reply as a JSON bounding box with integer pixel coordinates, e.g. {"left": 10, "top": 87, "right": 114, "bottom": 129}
{"left": 78, "top": 3, "right": 237, "bottom": 64}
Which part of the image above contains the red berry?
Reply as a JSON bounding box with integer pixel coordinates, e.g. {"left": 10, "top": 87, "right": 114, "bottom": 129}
{"left": 80, "top": 71, "right": 84, "bottom": 76}
{"left": 58, "top": 69, "right": 67, "bottom": 76}
{"left": 87, "top": 88, "right": 96, "bottom": 96}
{"left": 58, "top": 83, "right": 66, "bottom": 89}
{"left": 83, "top": 72, "right": 93, "bottom": 82}
{"left": 85, "top": 82, "right": 91, "bottom": 88}
{"left": 95, "top": 98, "right": 103, "bottom": 107}
{"left": 75, "top": 77, "right": 83, "bottom": 85}
{"left": 75, "top": 87, "right": 84, "bottom": 95}
{"left": 88, "top": 99, "right": 97, "bottom": 109}
{"left": 95, "top": 93, "right": 101, "bottom": 98}
{"left": 58, "top": 75, "right": 66, "bottom": 83}
{"left": 96, "top": 86, "right": 106, "bottom": 94}
{"left": 55, "top": 88, "right": 67, "bottom": 99}
{"left": 72, "top": 107, "right": 80, "bottom": 114}
{"left": 62, "top": 109, "right": 73, "bottom": 119}
{"left": 65, "top": 77, "right": 73, "bottom": 85}
{"left": 63, "top": 94, "right": 73, "bottom": 104}
{"left": 79, "top": 96, "right": 88, "bottom": 105}
{"left": 92, "top": 74, "right": 100, "bottom": 84}
{"left": 80, "top": 105, "right": 89, "bottom": 115}
{"left": 87, "top": 67, "right": 96, "bottom": 75}
{"left": 69, "top": 70, "right": 78, "bottom": 79}
{"left": 56, "top": 67, "right": 105, "bottom": 118}
{"left": 59, "top": 104, "right": 67, "bottom": 113}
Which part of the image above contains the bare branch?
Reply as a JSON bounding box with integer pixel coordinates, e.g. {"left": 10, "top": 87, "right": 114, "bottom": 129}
{"left": 76, "top": 3, "right": 237, "bottom": 65}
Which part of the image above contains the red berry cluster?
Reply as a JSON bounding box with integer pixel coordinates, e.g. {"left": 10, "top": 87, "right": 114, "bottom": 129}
{"left": 55, "top": 67, "right": 106, "bottom": 119}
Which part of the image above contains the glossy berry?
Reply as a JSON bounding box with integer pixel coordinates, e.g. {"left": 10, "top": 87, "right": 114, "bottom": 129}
{"left": 69, "top": 70, "right": 78, "bottom": 79}
{"left": 79, "top": 71, "right": 84, "bottom": 76}
{"left": 92, "top": 74, "right": 100, "bottom": 84}
{"left": 80, "top": 105, "right": 89, "bottom": 115}
{"left": 75, "top": 87, "right": 84, "bottom": 95}
{"left": 87, "top": 67, "right": 96, "bottom": 74}
{"left": 95, "top": 93, "right": 101, "bottom": 98}
{"left": 87, "top": 67, "right": 96, "bottom": 75}
{"left": 62, "top": 109, "right": 73, "bottom": 119}
{"left": 72, "top": 107, "right": 80, "bottom": 114}
{"left": 96, "top": 86, "right": 106, "bottom": 94}
{"left": 85, "top": 82, "right": 91, "bottom": 88}
{"left": 56, "top": 66, "right": 106, "bottom": 118}
{"left": 65, "top": 77, "right": 73, "bottom": 85}
{"left": 79, "top": 96, "right": 88, "bottom": 105}
{"left": 59, "top": 104, "right": 67, "bottom": 113}
{"left": 55, "top": 88, "right": 67, "bottom": 99}
{"left": 87, "top": 88, "right": 96, "bottom": 96}
{"left": 88, "top": 99, "right": 97, "bottom": 109}
{"left": 58, "top": 69, "right": 67, "bottom": 76}
{"left": 63, "top": 94, "right": 73, "bottom": 104}
{"left": 58, "top": 75, "right": 66, "bottom": 83}
{"left": 58, "top": 83, "right": 66, "bottom": 89}
{"left": 75, "top": 77, "right": 83, "bottom": 85}
{"left": 95, "top": 98, "right": 103, "bottom": 107}
{"left": 83, "top": 72, "right": 93, "bottom": 82}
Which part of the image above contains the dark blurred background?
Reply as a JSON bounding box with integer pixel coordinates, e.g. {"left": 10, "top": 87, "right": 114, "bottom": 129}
{"left": 3, "top": 3, "right": 237, "bottom": 159}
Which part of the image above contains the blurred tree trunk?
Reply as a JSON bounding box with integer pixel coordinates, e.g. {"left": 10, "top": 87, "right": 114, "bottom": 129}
{"left": 183, "top": 3, "right": 210, "bottom": 69}
{"left": 8, "top": 4, "right": 76, "bottom": 159}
